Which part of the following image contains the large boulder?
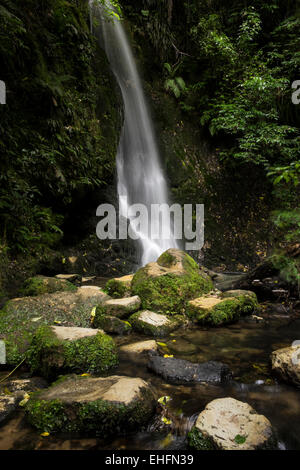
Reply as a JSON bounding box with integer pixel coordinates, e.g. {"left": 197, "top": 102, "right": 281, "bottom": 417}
{"left": 148, "top": 355, "right": 232, "bottom": 384}
{"left": 20, "top": 275, "right": 77, "bottom": 296}
{"left": 129, "top": 310, "right": 183, "bottom": 337}
{"left": 131, "top": 249, "right": 213, "bottom": 315}
{"left": 25, "top": 375, "right": 156, "bottom": 436}
{"left": 188, "top": 398, "right": 276, "bottom": 450}
{"left": 271, "top": 344, "right": 300, "bottom": 386}
{"left": 105, "top": 275, "right": 133, "bottom": 298}
{"left": 95, "top": 296, "right": 141, "bottom": 319}
{"left": 26, "top": 325, "right": 118, "bottom": 380}
{"left": 187, "top": 292, "right": 259, "bottom": 326}
{"left": 0, "top": 286, "right": 109, "bottom": 366}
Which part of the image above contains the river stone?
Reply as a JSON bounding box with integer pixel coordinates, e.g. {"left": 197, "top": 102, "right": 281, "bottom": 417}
{"left": 25, "top": 375, "right": 156, "bottom": 436}
{"left": 188, "top": 397, "right": 276, "bottom": 450}
{"left": 26, "top": 325, "right": 118, "bottom": 380}
{"left": 187, "top": 292, "right": 259, "bottom": 326}
{"left": 96, "top": 296, "right": 141, "bottom": 319}
{"left": 221, "top": 289, "right": 257, "bottom": 300}
{"left": 20, "top": 275, "right": 77, "bottom": 296}
{"left": 131, "top": 248, "right": 213, "bottom": 315}
{"left": 147, "top": 355, "right": 232, "bottom": 384}
{"left": 105, "top": 275, "right": 134, "bottom": 298}
{"left": 120, "top": 340, "right": 158, "bottom": 355}
{"left": 0, "top": 286, "right": 110, "bottom": 366}
{"left": 129, "top": 310, "right": 183, "bottom": 337}
{"left": 271, "top": 344, "right": 300, "bottom": 386}
{"left": 93, "top": 314, "right": 132, "bottom": 335}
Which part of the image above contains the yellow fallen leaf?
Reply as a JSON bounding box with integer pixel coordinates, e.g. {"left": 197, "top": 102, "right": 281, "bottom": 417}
{"left": 40, "top": 432, "right": 50, "bottom": 437}
{"left": 19, "top": 393, "right": 30, "bottom": 407}
{"left": 161, "top": 417, "right": 172, "bottom": 425}
{"left": 81, "top": 373, "right": 90, "bottom": 377}
{"left": 164, "top": 354, "right": 174, "bottom": 358}
{"left": 158, "top": 396, "right": 171, "bottom": 405}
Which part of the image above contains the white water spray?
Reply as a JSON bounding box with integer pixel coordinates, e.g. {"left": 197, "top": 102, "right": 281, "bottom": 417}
{"left": 90, "top": 1, "right": 178, "bottom": 265}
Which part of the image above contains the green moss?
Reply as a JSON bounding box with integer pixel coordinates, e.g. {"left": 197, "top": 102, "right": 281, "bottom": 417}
{"left": 128, "top": 312, "right": 182, "bottom": 337}
{"left": 105, "top": 279, "right": 129, "bottom": 298}
{"left": 26, "top": 325, "right": 118, "bottom": 380}
{"left": 157, "top": 251, "right": 177, "bottom": 267}
{"left": 188, "top": 427, "right": 216, "bottom": 450}
{"left": 132, "top": 272, "right": 212, "bottom": 315}
{"left": 20, "top": 276, "right": 77, "bottom": 297}
{"left": 25, "top": 377, "right": 155, "bottom": 436}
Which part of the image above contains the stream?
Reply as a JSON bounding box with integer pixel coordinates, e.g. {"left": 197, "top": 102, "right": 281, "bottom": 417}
{"left": 1, "top": 315, "right": 300, "bottom": 450}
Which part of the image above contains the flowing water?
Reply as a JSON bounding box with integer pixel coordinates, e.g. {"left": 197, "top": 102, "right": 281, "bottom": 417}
{"left": 90, "top": 1, "right": 178, "bottom": 265}
{"left": 1, "top": 316, "right": 300, "bottom": 450}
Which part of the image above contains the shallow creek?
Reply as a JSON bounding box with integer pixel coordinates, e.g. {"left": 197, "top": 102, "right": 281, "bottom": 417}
{"left": 1, "top": 316, "right": 300, "bottom": 450}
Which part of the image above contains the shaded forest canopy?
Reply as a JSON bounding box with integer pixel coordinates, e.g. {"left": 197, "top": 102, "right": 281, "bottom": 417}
{"left": 0, "top": 0, "right": 299, "bottom": 289}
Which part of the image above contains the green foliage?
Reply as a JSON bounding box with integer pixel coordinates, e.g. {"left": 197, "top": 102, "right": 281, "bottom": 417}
{"left": 0, "top": 0, "right": 120, "bottom": 254}
{"left": 163, "top": 63, "right": 186, "bottom": 98}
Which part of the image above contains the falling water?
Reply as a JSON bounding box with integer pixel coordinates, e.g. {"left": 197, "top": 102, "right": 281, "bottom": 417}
{"left": 90, "top": 1, "right": 178, "bottom": 265}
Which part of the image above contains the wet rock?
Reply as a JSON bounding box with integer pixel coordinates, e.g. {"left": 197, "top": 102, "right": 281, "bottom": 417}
{"left": 0, "top": 286, "right": 110, "bottom": 366}
{"left": 129, "top": 310, "right": 183, "bottom": 337}
{"left": 25, "top": 375, "right": 156, "bottom": 436}
{"left": 188, "top": 397, "right": 276, "bottom": 450}
{"left": 93, "top": 314, "right": 132, "bottom": 335}
{"left": 96, "top": 296, "right": 141, "bottom": 319}
{"left": 131, "top": 249, "right": 213, "bottom": 315}
{"left": 20, "top": 275, "right": 77, "bottom": 296}
{"left": 120, "top": 340, "right": 158, "bottom": 355}
{"left": 26, "top": 325, "right": 118, "bottom": 380}
{"left": 147, "top": 355, "right": 232, "bottom": 384}
{"left": 271, "top": 344, "right": 300, "bottom": 386}
{"left": 166, "top": 338, "right": 198, "bottom": 355}
{"left": 105, "top": 275, "right": 134, "bottom": 298}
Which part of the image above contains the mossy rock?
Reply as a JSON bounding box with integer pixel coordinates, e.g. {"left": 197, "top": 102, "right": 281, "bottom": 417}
{"left": 105, "top": 275, "right": 133, "bottom": 298}
{"left": 95, "top": 295, "right": 141, "bottom": 319}
{"left": 187, "top": 294, "right": 259, "bottom": 326}
{"left": 188, "top": 398, "right": 276, "bottom": 450}
{"left": 0, "top": 286, "right": 109, "bottom": 366}
{"left": 26, "top": 325, "right": 118, "bottom": 381}
{"left": 128, "top": 310, "right": 183, "bottom": 337}
{"left": 25, "top": 375, "right": 156, "bottom": 436}
{"left": 21, "top": 276, "right": 77, "bottom": 297}
{"left": 93, "top": 314, "right": 132, "bottom": 335}
{"left": 131, "top": 249, "right": 213, "bottom": 315}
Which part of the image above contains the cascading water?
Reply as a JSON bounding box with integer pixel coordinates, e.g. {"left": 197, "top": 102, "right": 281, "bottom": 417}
{"left": 90, "top": 1, "right": 178, "bottom": 265}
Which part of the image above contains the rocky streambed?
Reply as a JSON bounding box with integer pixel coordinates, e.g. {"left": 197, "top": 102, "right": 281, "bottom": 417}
{"left": 0, "top": 249, "right": 300, "bottom": 450}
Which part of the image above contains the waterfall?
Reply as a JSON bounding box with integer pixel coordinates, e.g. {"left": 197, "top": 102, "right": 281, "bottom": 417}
{"left": 90, "top": 1, "right": 178, "bottom": 265}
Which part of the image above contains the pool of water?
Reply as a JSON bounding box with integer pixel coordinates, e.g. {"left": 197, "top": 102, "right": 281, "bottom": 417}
{"left": 1, "top": 316, "right": 300, "bottom": 450}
